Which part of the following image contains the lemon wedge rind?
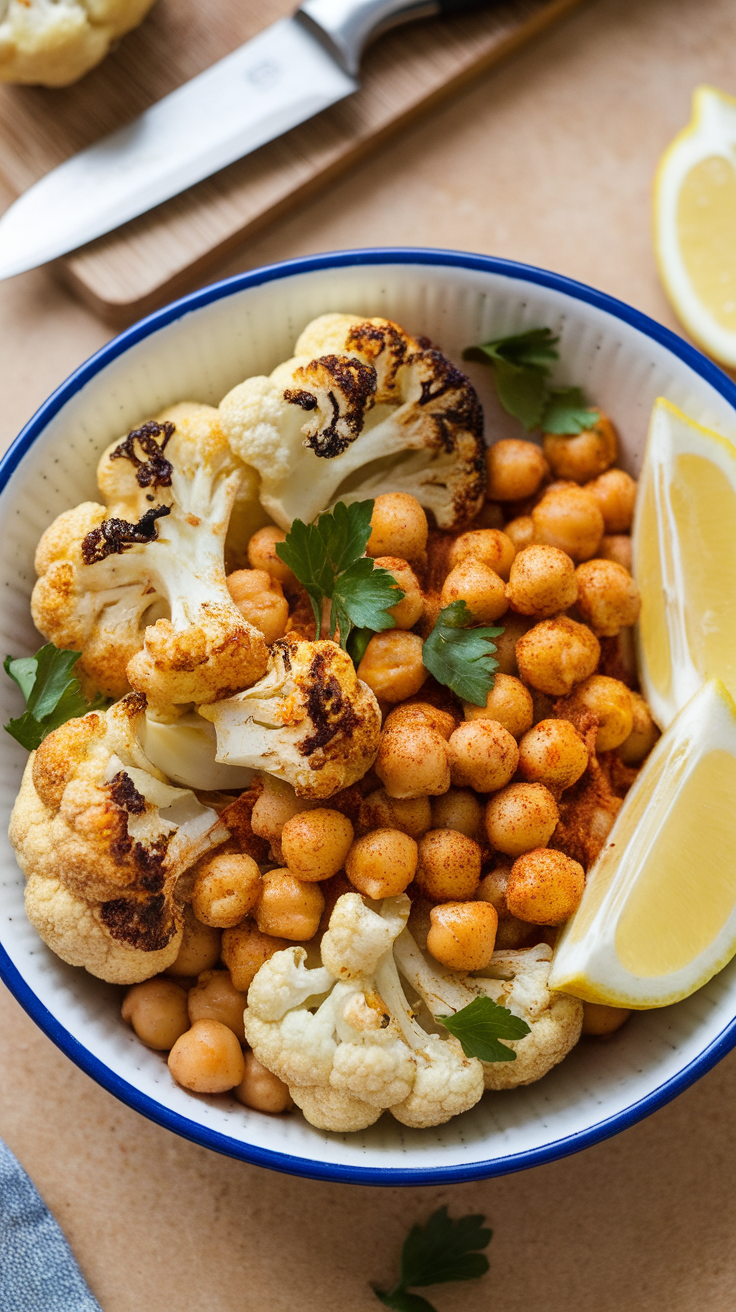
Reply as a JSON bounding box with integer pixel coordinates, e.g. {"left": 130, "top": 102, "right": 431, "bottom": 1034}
{"left": 549, "top": 679, "right": 736, "bottom": 1009}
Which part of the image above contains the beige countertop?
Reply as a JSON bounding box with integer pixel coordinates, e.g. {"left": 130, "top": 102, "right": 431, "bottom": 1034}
{"left": 2, "top": 0, "right": 736, "bottom": 1307}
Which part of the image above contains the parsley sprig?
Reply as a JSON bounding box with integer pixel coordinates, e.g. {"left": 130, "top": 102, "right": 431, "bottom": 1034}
{"left": 275, "top": 500, "right": 403, "bottom": 651}
{"left": 373, "top": 1207, "right": 492, "bottom": 1312}
{"left": 463, "top": 327, "right": 599, "bottom": 433}
{"left": 422, "top": 601, "right": 502, "bottom": 706}
{"left": 4, "top": 644, "right": 107, "bottom": 750}
{"left": 438, "top": 995, "right": 531, "bottom": 1063}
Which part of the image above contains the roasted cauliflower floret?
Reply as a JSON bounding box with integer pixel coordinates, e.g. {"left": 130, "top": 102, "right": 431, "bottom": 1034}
{"left": 0, "top": 0, "right": 157, "bottom": 87}
{"left": 200, "top": 636, "right": 381, "bottom": 800}
{"left": 31, "top": 402, "right": 268, "bottom": 709}
{"left": 9, "top": 694, "right": 229, "bottom": 983}
{"left": 219, "top": 314, "right": 486, "bottom": 531}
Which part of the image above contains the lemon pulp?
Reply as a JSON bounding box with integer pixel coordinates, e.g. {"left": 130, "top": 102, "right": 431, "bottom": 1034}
{"left": 677, "top": 156, "right": 736, "bottom": 334}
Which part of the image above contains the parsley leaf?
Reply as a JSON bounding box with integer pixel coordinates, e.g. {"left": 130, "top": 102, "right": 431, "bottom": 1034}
{"left": 373, "top": 1207, "right": 492, "bottom": 1311}
{"left": 437, "top": 996, "right": 531, "bottom": 1063}
{"left": 4, "top": 644, "right": 107, "bottom": 750}
{"left": 422, "top": 601, "right": 502, "bottom": 705}
{"left": 541, "top": 387, "right": 600, "bottom": 435}
{"left": 464, "top": 326, "right": 597, "bottom": 434}
{"left": 275, "top": 500, "right": 403, "bottom": 651}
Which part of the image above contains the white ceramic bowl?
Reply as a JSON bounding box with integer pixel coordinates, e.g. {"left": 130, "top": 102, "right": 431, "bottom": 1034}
{"left": 3, "top": 249, "right": 736, "bottom": 1186}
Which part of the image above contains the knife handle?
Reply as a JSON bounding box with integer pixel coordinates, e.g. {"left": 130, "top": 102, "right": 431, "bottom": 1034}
{"left": 298, "top": 0, "right": 494, "bottom": 78}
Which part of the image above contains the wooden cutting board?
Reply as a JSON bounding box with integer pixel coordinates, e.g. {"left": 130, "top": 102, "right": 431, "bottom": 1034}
{"left": 0, "top": 0, "right": 586, "bottom": 324}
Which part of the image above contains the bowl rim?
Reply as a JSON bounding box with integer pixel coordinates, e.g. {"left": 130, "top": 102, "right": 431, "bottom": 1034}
{"left": 3, "top": 245, "right": 736, "bottom": 1186}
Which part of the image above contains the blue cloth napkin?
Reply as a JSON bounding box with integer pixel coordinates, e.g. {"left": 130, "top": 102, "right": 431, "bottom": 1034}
{"left": 0, "top": 1137, "right": 102, "bottom": 1312}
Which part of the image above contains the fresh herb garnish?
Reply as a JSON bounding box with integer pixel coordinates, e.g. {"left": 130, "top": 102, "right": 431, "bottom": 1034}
{"left": 275, "top": 500, "right": 403, "bottom": 651}
{"left": 438, "top": 995, "right": 531, "bottom": 1063}
{"left": 422, "top": 601, "right": 502, "bottom": 706}
{"left": 373, "top": 1207, "right": 492, "bottom": 1312}
{"left": 4, "top": 644, "right": 107, "bottom": 750}
{"left": 463, "top": 327, "right": 599, "bottom": 433}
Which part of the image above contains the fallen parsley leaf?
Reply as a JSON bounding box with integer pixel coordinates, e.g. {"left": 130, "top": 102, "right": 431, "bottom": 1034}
{"left": 437, "top": 995, "right": 531, "bottom": 1063}
{"left": 373, "top": 1207, "right": 492, "bottom": 1312}
{"left": 464, "top": 327, "right": 597, "bottom": 434}
{"left": 4, "top": 644, "right": 107, "bottom": 750}
{"left": 275, "top": 500, "right": 403, "bottom": 651}
{"left": 422, "top": 601, "right": 502, "bottom": 706}
{"left": 541, "top": 386, "right": 600, "bottom": 435}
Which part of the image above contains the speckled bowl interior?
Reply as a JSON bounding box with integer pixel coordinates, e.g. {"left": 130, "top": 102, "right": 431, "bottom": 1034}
{"left": 2, "top": 250, "right": 736, "bottom": 1185}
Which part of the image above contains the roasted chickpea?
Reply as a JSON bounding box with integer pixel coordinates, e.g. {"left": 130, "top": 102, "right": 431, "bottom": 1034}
{"left": 226, "top": 568, "right": 289, "bottom": 644}
{"left": 542, "top": 413, "right": 617, "bottom": 483}
{"left": 587, "top": 468, "right": 637, "bottom": 533}
{"left": 582, "top": 1002, "right": 632, "bottom": 1036}
{"left": 427, "top": 901, "right": 498, "bottom": 971}
{"left": 383, "top": 702, "right": 455, "bottom": 739}
{"left": 255, "top": 869, "right": 325, "bottom": 941}
{"left": 376, "top": 723, "right": 450, "bottom": 799}
{"left": 484, "top": 782, "right": 559, "bottom": 857}
{"left": 475, "top": 501, "right": 506, "bottom": 530}
{"left": 575, "top": 559, "right": 641, "bottom": 636}
{"left": 440, "top": 558, "right": 508, "bottom": 624}
{"left": 506, "top": 848, "right": 584, "bottom": 924}
{"left": 431, "top": 788, "right": 484, "bottom": 841}
{"left": 191, "top": 853, "right": 262, "bottom": 928}
{"left": 122, "top": 979, "right": 189, "bottom": 1051}
{"left": 251, "top": 776, "right": 318, "bottom": 847}
{"left": 515, "top": 615, "right": 601, "bottom": 697}
{"left": 486, "top": 438, "right": 549, "bottom": 501}
{"left": 366, "top": 493, "right": 428, "bottom": 562}
{"left": 531, "top": 485, "right": 604, "bottom": 561}
{"left": 463, "top": 672, "right": 534, "bottom": 739}
{"left": 449, "top": 528, "right": 516, "bottom": 581}
{"left": 164, "top": 905, "right": 221, "bottom": 978}
{"left": 618, "top": 692, "right": 660, "bottom": 766}
{"left": 599, "top": 534, "right": 633, "bottom": 572}
{"left": 415, "top": 828, "right": 482, "bottom": 902}
{"left": 494, "top": 916, "right": 539, "bottom": 949}
{"left": 247, "top": 525, "right": 295, "bottom": 588}
{"left": 504, "top": 515, "right": 535, "bottom": 551}
{"left": 235, "top": 1051, "right": 293, "bottom": 1113}
{"left": 280, "top": 808, "right": 354, "bottom": 882}
{"left": 571, "top": 674, "right": 634, "bottom": 752}
{"left": 506, "top": 544, "right": 578, "bottom": 619}
{"left": 358, "top": 788, "right": 432, "bottom": 839}
{"left": 447, "top": 719, "right": 519, "bottom": 792}
{"left": 187, "top": 969, "right": 248, "bottom": 1042}
{"left": 168, "top": 1018, "right": 245, "bottom": 1094}
{"left": 357, "top": 631, "right": 427, "bottom": 703}
{"left": 372, "top": 556, "right": 424, "bottom": 628}
{"left": 492, "top": 613, "right": 533, "bottom": 676}
{"left": 345, "top": 828, "right": 418, "bottom": 899}
{"left": 476, "top": 864, "right": 512, "bottom": 916}
{"left": 221, "top": 922, "right": 288, "bottom": 992}
{"left": 517, "top": 719, "right": 589, "bottom": 790}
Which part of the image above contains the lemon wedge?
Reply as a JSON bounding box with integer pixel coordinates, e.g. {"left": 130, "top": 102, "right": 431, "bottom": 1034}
{"left": 654, "top": 86, "right": 736, "bottom": 365}
{"left": 633, "top": 397, "right": 736, "bottom": 730}
{"left": 549, "top": 679, "right": 736, "bottom": 1008}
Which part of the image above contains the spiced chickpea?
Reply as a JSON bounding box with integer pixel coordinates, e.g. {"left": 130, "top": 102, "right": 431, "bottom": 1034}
{"left": 221, "top": 922, "right": 288, "bottom": 992}
{"left": 447, "top": 720, "right": 519, "bottom": 793}
{"left": 463, "top": 672, "right": 534, "bottom": 739}
{"left": 280, "top": 809, "right": 354, "bottom": 881}
{"left": 440, "top": 558, "right": 508, "bottom": 623}
{"left": 599, "top": 535, "right": 633, "bottom": 573}
{"left": 542, "top": 413, "right": 617, "bottom": 483}
{"left": 427, "top": 901, "right": 498, "bottom": 971}
{"left": 618, "top": 692, "right": 660, "bottom": 766}
{"left": 247, "top": 525, "right": 296, "bottom": 588}
{"left": 366, "top": 493, "right": 428, "bottom": 562}
{"left": 358, "top": 789, "right": 432, "bottom": 839}
{"left": 191, "top": 853, "right": 262, "bottom": 928}
{"left": 357, "top": 631, "right": 427, "bottom": 703}
{"left": 448, "top": 529, "right": 516, "bottom": 581}
{"left": 587, "top": 468, "right": 637, "bottom": 533}
{"left": 187, "top": 969, "right": 248, "bottom": 1042}
{"left": 383, "top": 702, "right": 455, "bottom": 740}
{"left": 235, "top": 1052, "right": 293, "bottom": 1113}
{"left": 492, "top": 613, "right": 533, "bottom": 677}
{"left": 122, "top": 979, "right": 189, "bottom": 1051}
{"left": 416, "top": 829, "right": 482, "bottom": 902}
{"left": 484, "top": 782, "right": 559, "bottom": 857}
{"left": 168, "top": 1019, "right": 245, "bottom": 1094}
{"left": 582, "top": 1002, "right": 632, "bottom": 1036}
{"left": 572, "top": 674, "right": 634, "bottom": 751}
{"left": 251, "top": 775, "right": 314, "bottom": 844}
{"left": 515, "top": 615, "right": 601, "bottom": 697}
{"left": 226, "top": 569, "right": 289, "bottom": 644}
{"left": 486, "top": 438, "right": 549, "bottom": 501}
{"left": 506, "top": 848, "right": 584, "bottom": 924}
{"left": 255, "top": 869, "right": 325, "bottom": 941}
{"left": 431, "top": 788, "right": 484, "bottom": 841}
{"left": 506, "top": 544, "right": 578, "bottom": 618}
{"left": 504, "top": 516, "right": 535, "bottom": 552}
{"left": 531, "top": 485, "right": 604, "bottom": 561}
{"left": 476, "top": 865, "right": 512, "bottom": 917}
{"left": 376, "top": 723, "right": 450, "bottom": 799}
{"left": 372, "top": 556, "right": 424, "bottom": 628}
{"left": 517, "top": 719, "right": 589, "bottom": 790}
{"left": 575, "top": 559, "right": 641, "bottom": 636}
{"left": 345, "top": 829, "right": 418, "bottom": 899}
{"left": 494, "top": 916, "right": 538, "bottom": 949}
{"left": 164, "top": 905, "right": 221, "bottom": 978}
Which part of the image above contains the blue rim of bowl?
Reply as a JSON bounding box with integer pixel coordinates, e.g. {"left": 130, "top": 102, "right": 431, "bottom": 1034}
{"left": 3, "top": 245, "right": 736, "bottom": 1187}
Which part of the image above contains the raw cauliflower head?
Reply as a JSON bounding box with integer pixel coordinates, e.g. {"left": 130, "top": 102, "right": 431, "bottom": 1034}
{"left": 0, "top": 0, "right": 157, "bottom": 87}
{"left": 219, "top": 314, "right": 486, "bottom": 530}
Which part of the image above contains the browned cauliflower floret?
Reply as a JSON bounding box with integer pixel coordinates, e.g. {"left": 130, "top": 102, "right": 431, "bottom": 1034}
{"left": 31, "top": 402, "right": 268, "bottom": 709}
{"left": 0, "top": 0, "right": 157, "bottom": 87}
{"left": 9, "top": 694, "right": 229, "bottom": 983}
{"left": 200, "top": 636, "right": 381, "bottom": 800}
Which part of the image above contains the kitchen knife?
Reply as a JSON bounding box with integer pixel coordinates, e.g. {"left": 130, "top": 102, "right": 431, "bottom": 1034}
{"left": 0, "top": 0, "right": 493, "bottom": 281}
